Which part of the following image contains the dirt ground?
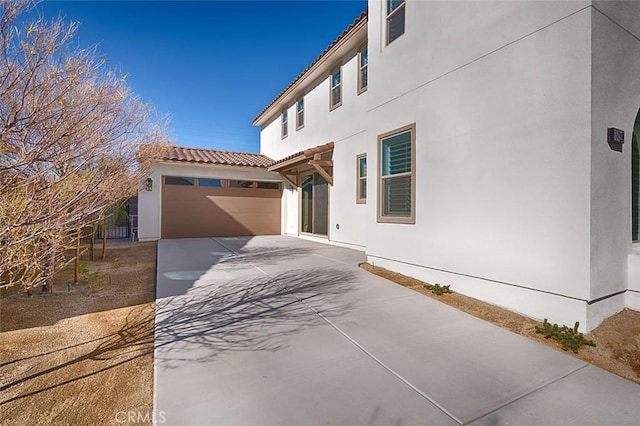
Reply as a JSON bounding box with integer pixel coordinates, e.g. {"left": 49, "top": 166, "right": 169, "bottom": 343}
{"left": 360, "top": 263, "right": 640, "bottom": 385}
{"left": 0, "top": 241, "right": 157, "bottom": 426}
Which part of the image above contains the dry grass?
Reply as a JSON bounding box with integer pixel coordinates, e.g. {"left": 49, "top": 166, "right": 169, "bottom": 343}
{"left": 0, "top": 241, "right": 157, "bottom": 426}
{"left": 360, "top": 263, "right": 640, "bottom": 385}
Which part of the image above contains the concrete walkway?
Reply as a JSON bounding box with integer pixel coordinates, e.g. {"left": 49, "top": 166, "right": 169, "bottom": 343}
{"left": 154, "top": 236, "right": 640, "bottom": 425}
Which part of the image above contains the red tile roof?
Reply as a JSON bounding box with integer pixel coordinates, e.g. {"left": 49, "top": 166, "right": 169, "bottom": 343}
{"left": 163, "top": 146, "right": 274, "bottom": 168}
{"left": 253, "top": 11, "right": 367, "bottom": 126}
{"left": 268, "top": 142, "right": 334, "bottom": 171}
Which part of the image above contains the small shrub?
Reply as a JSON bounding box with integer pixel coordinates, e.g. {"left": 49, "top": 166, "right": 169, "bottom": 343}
{"left": 423, "top": 283, "right": 452, "bottom": 296}
{"left": 535, "top": 319, "right": 596, "bottom": 353}
{"left": 79, "top": 261, "right": 103, "bottom": 289}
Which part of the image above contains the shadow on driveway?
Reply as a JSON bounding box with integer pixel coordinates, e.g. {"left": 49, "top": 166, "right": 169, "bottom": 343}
{"left": 155, "top": 266, "right": 357, "bottom": 369}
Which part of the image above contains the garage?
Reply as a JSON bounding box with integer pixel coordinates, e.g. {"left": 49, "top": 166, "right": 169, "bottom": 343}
{"left": 161, "top": 176, "right": 281, "bottom": 239}
{"left": 136, "top": 146, "right": 283, "bottom": 240}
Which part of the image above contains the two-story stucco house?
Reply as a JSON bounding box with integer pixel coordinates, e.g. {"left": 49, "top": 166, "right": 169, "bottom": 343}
{"left": 140, "top": 0, "right": 640, "bottom": 331}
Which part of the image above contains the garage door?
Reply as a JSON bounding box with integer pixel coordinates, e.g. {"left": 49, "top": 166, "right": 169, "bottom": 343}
{"left": 161, "top": 176, "right": 281, "bottom": 238}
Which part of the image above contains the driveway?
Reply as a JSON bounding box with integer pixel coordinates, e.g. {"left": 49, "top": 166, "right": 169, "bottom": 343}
{"left": 154, "top": 236, "right": 640, "bottom": 425}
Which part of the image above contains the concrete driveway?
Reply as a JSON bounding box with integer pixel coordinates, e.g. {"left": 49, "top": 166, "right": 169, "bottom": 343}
{"left": 154, "top": 236, "right": 640, "bottom": 425}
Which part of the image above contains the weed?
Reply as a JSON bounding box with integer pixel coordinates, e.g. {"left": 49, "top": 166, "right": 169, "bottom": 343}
{"left": 79, "top": 261, "right": 103, "bottom": 289}
{"left": 423, "top": 283, "right": 452, "bottom": 296}
{"left": 535, "top": 319, "right": 596, "bottom": 353}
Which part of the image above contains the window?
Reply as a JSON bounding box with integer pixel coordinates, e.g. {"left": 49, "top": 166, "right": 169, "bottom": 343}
{"left": 198, "top": 178, "right": 223, "bottom": 187}
{"left": 387, "top": 0, "right": 406, "bottom": 45}
{"left": 229, "top": 180, "right": 255, "bottom": 188}
{"left": 378, "top": 123, "right": 415, "bottom": 223}
{"left": 358, "top": 45, "right": 368, "bottom": 94}
{"left": 257, "top": 181, "right": 280, "bottom": 190}
{"left": 330, "top": 66, "right": 342, "bottom": 110}
{"left": 281, "top": 110, "right": 288, "bottom": 139}
{"left": 296, "top": 97, "right": 304, "bottom": 130}
{"left": 165, "top": 176, "right": 194, "bottom": 186}
{"left": 356, "top": 154, "right": 367, "bottom": 204}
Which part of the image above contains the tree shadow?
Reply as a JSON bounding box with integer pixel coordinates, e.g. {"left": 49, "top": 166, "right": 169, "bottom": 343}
{"left": 0, "top": 304, "right": 154, "bottom": 406}
{"left": 155, "top": 266, "right": 357, "bottom": 369}
{"left": 0, "top": 265, "right": 357, "bottom": 405}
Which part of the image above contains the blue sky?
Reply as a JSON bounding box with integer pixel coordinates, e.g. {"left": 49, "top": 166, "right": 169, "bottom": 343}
{"left": 36, "top": 1, "right": 367, "bottom": 153}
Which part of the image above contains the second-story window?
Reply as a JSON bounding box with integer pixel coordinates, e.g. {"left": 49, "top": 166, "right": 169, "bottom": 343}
{"left": 296, "top": 97, "right": 304, "bottom": 130}
{"left": 358, "top": 45, "right": 368, "bottom": 94}
{"left": 387, "top": 0, "right": 406, "bottom": 45}
{"left": 281, "top": 110, "right": 288, "bottom": 139}
{"left": 357, "top": 154, "right": 367, "bottom": 203}
{"left": 330, "top": 66, "right": 342, "bottom": 110}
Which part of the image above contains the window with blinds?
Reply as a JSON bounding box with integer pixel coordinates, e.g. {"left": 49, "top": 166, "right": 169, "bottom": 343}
{"left": 378, "top": 124, "right": 415, "bottom": 223}
{"left": 387, "top": 0, "right": 406, "bottom": 45}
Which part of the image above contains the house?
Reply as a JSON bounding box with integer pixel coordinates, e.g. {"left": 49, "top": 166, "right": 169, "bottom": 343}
{"left": 140, "top": 0, "right": 640, "bottom": 331}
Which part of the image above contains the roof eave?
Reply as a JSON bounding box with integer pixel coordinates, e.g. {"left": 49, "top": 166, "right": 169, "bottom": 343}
{"left": 252, "top": 13, "right": 367, "bottom": 128}
{"left": 158, "top": 159, "right": 271, "bottom": 170}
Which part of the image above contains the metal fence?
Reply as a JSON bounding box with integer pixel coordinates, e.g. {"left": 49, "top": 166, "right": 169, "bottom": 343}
{"left": 95, "top": 212, "right": 132, "bottom": 240}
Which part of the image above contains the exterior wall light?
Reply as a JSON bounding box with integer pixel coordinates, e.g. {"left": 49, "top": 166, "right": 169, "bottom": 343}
{"left": 145, "top": 178, "right": 153, "bottom": 191}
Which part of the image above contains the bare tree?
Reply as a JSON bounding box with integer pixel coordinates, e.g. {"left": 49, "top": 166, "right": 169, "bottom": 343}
{"left": 0, "top": 0, "right": 169, "bottom": 291}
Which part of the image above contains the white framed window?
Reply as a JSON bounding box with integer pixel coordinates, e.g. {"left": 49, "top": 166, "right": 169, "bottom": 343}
{"left": 378, "top": 123, "right": 415, "bottom": 223}
{"left": 281, "top": 110, "right": 288, "bottom": 139}
{"left": 296, "top": 97, "right": 304, "bottom": 130}
{"left": 330, "top": 66, "right": 342, "bottom": 110}
{"left": 357, "top": 45, "right": 368, "bottom": 94}
{"left": 387, "top": 0, "right": 406, "bottom": 45}
{"left": 356, "top": 153, "right": 367, "bottom": 204}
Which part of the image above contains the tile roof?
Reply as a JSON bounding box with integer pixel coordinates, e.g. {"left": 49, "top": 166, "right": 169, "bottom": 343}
{"left": 253, "top": 10, "right": 368, "bottom": 126}
{"left": 269, "top": 142, "right": 334, "bottom": 171}
{"left": 163, "top": 146, "right": 274, "bottom": 168}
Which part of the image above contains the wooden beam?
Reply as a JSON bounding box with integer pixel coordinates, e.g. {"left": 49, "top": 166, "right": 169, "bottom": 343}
{"left": 278, "top": 172, "right": 298, "bottom": 188}
{"left": 309, "top": 160, "right": 333, "bottom": 185}
{"left": 312, "top": 160, "right": 333, "bottom": 167}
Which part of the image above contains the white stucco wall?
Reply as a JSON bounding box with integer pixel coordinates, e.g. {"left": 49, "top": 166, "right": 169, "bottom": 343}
{"left": 365, "top": 1, "right": 598, "bottom": 328}
{"left": 258, "top": 35, "right": 369, "bottom": 248}
{"left": 138, "top": 162, "right": 282, "bottom": 241}
{"left": 588, "top": 4, "right": 640, "bottom": 328}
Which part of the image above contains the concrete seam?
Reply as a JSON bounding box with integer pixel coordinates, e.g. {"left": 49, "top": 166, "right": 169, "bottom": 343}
{"left": 289, "top": 287, "right": 464, "bottom": 425}
{"left": 312, "top": 253, "right": 349, "bottom": 265}
{"left": 463, "top": 363, "right": 589, "bottom": 425}
{"left": 211, "top": 237, "right": 269, "bottom": 275}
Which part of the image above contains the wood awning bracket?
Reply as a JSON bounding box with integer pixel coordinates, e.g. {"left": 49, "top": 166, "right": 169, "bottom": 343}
{"left": 278, "top": 171, "right": 298, "bottom": 189}
{"left": 270, "top": 147, "right": 334, "bottom": 187}
{"left": 309, "top": 154, "right": 333, "bottom": 186}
